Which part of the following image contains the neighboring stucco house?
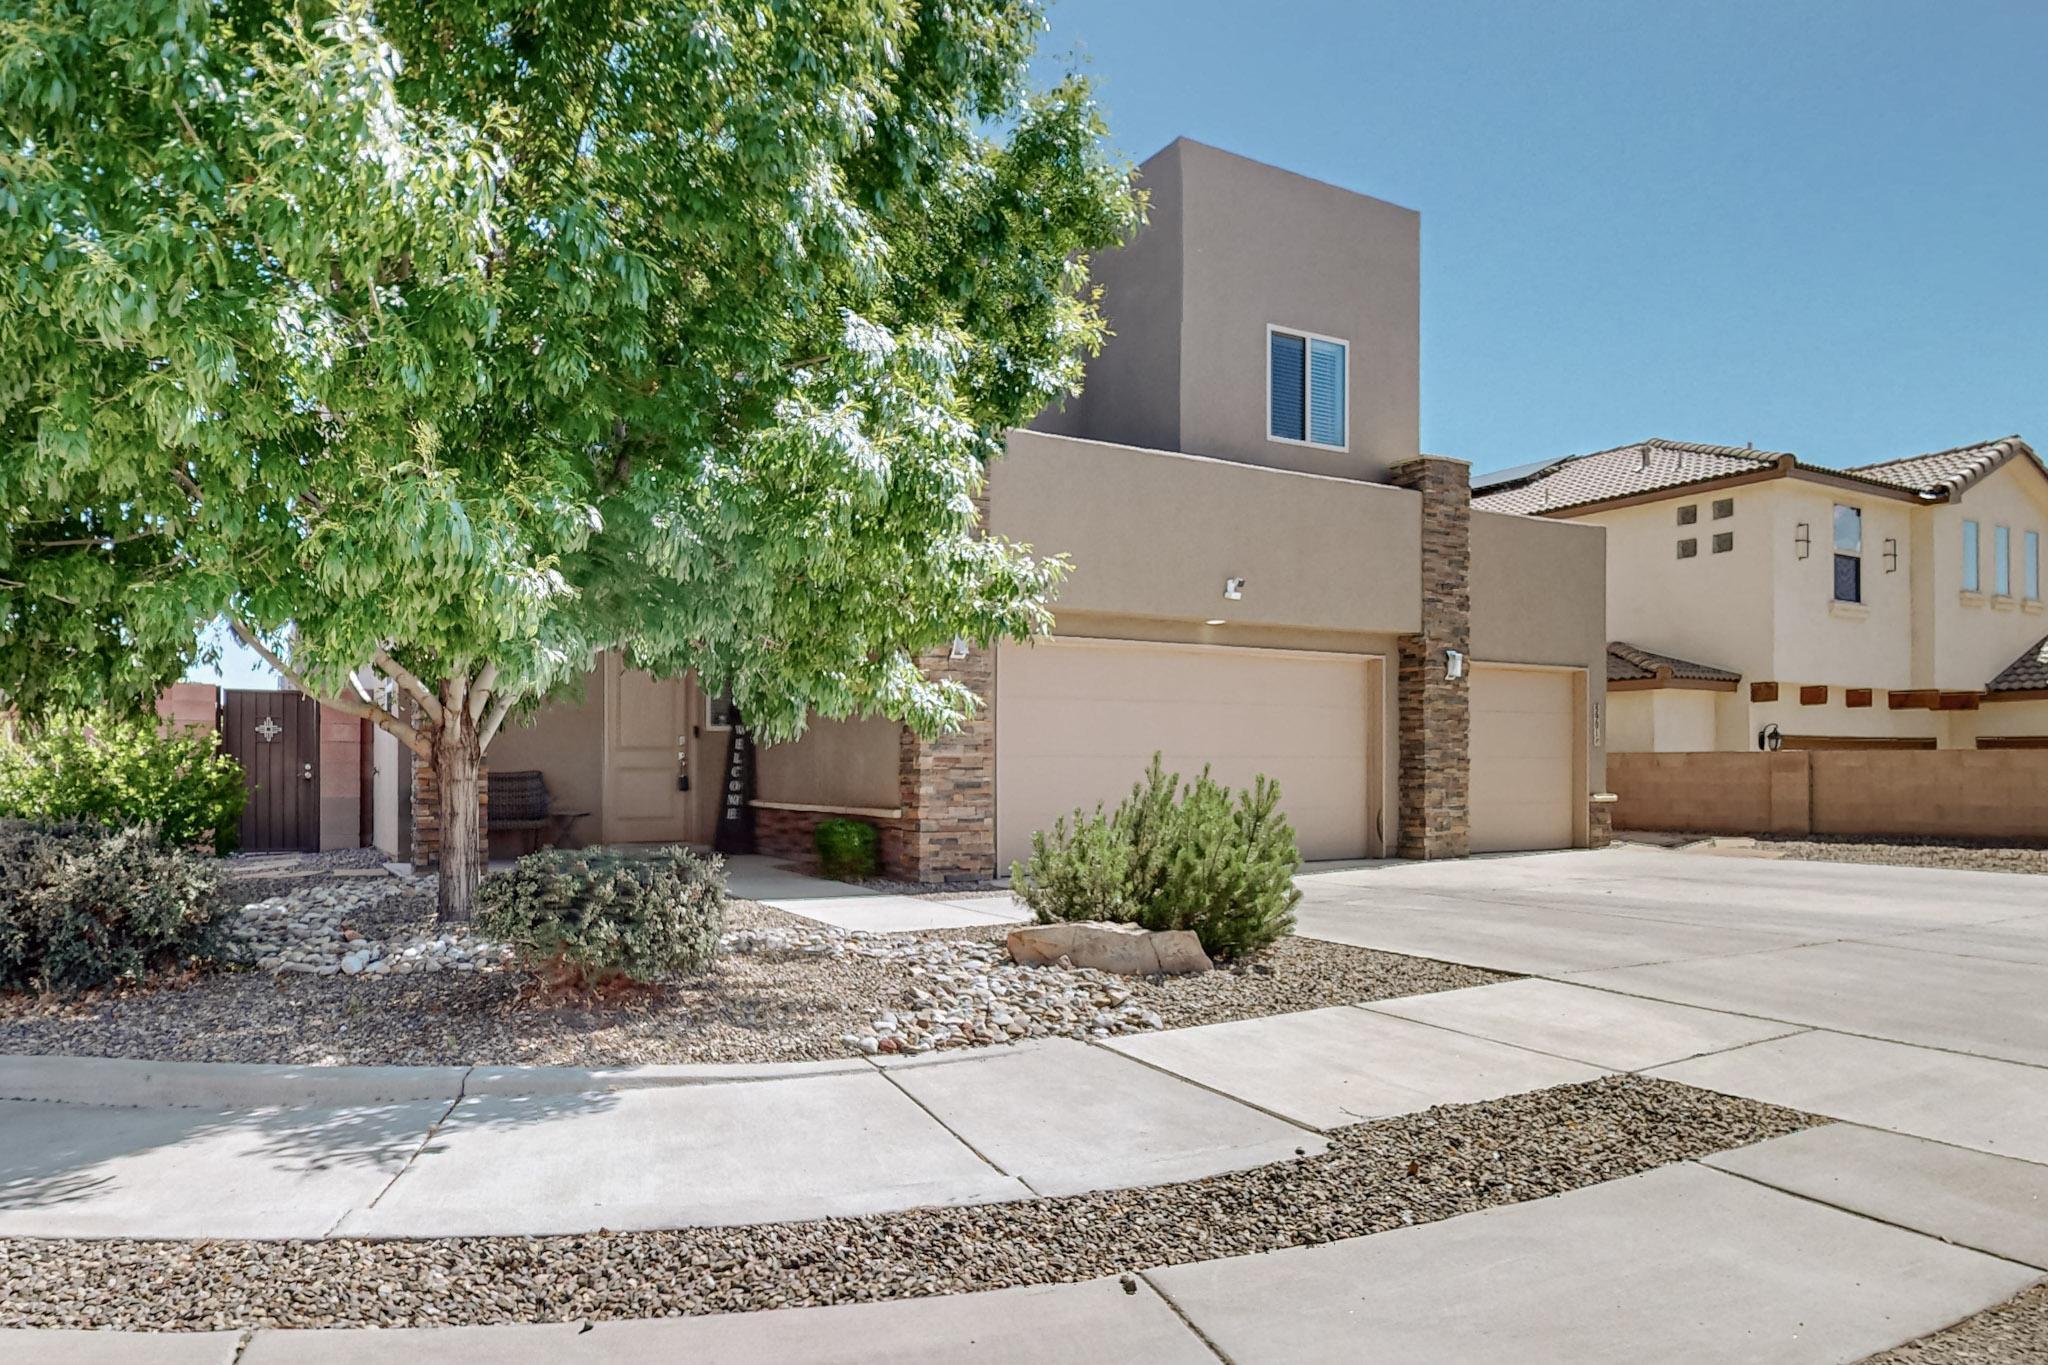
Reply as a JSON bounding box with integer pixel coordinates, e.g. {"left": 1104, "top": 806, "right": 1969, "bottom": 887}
{"left": 1474, "top": 436, "right": 2048, "bottom": 753}
{"left": 381, "top": 140, "right": 1610, "bottom": 879}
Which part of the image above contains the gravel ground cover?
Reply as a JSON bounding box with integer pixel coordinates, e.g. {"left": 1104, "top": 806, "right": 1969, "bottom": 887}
{"left": 1755, "top": 836, "right": 2048, "bottom": 877}
{"left": 1861, "top": 1282, "right": 2048, "bottom": 1363}
{"left": 1631, "top": 833, "right": 2048, "bottom": 876}
{"left": 0, "top": 874, "right": 1501, "bottom": 1066}
{"left": 0, "top": 1075, "right": 1816, "bottom": 1332}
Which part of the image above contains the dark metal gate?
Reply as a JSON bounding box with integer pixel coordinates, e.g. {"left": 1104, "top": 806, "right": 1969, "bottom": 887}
{"left": 221, "top": 690, "right": 321, "bottom": 851}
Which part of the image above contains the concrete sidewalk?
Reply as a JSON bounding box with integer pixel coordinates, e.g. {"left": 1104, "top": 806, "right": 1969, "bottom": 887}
{"left": 723, "top": 855, "right": 1031, "bottom": 932}
{"left": 13, "top": 1151, "right": 2043, "bottom": 1363}
{"left": 0, "top": 1039, "right": 1326, "bottom": 1239}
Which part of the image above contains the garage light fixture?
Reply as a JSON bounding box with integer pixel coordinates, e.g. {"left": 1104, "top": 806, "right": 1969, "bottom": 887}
{"left": 1444, "top": 648, "right": 1467, "bottom": 680}
{"left": 948, "top": 637, "right": 969, "bottom": 660}
{"left": 1205, "top": 618, "right": 1227, "bottom": 627}
{"left": 1223, "top": 577, "right": 1246, "bottom": 600}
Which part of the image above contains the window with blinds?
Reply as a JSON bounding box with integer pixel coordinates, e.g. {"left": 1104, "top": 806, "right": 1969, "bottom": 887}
{"left": 1268, "top": 327, "right": 1347, "bottom": 449}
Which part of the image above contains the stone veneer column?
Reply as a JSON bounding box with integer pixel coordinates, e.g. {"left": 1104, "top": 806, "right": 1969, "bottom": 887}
{"left": 893, "top": 639, "right": 997, "bottom": 883}
{"left": 1388, "top": 456, "right": 1471, "bottom": 859}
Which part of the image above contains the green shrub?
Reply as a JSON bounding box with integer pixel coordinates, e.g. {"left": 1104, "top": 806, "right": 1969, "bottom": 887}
{"left": 0, "top": 820, "right": 226, "bottom": 993}
{"left": 0, "top": 711, "right": 246, "bottom": 854}
{"left": 1011, "top": 756, "right": 1302, "bottom": 959}
{"left": 814, "top": 817, "right": 880, "bottom": 881}
{"left": 474, "top": 845, "right": 728, "bottom": 986}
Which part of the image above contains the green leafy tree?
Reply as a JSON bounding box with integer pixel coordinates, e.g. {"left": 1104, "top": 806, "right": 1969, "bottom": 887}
{"left": 0, "top": 0, "right": 1138, "bottom": 917}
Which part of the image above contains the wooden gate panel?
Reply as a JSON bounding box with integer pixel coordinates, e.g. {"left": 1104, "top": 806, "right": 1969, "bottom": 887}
{"left": 223, "top": 690, "right": 321, "bottom": 851}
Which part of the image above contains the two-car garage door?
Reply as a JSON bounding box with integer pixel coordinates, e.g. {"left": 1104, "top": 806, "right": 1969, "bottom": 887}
{"left": 994, "top": 641, "right": 1582, "bottom": 867}
{"left": 995, "top": 640, "right": 1375, "bottom": 869}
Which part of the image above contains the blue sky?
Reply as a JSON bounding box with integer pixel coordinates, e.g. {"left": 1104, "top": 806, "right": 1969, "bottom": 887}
{"left": 1035, "top": 0, "right": 2047, "bottom": 474}
{"left": 193, "top": 2, "right": 2045, "bottom": 686}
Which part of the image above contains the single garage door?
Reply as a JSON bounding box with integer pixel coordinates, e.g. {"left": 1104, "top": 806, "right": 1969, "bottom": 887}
{"left": 996, "top": 640, "right": 1375, "bottom": 869}
{"left": 1470, "top": 665, "right": 1578, "bottom": 853}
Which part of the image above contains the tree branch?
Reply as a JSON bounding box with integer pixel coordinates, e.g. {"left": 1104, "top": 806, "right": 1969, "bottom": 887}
{"left": 468, "top": 663, "right": 498, "bottom": 723}
{"left": 231, "top": 620, "right": 432, "bottom": 759}
{"left": 374, "top": 649, "right": 444, "bottom": 726}
{"left": 478, "top": 687, "right": 518, "bottom": 752}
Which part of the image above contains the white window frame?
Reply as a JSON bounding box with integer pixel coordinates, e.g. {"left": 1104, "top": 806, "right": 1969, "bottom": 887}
{"left": 1831, "top": 504, "right": 1862, "bottom": 604}
{"left": 1994, "top": 525, "right": 2012, "bottom": 598}
{"left": 1265, "top": 323, "right": 1350, "bottom": 453}
{"left": 1962, "top": 519, "right": 1981, "bottom": 593}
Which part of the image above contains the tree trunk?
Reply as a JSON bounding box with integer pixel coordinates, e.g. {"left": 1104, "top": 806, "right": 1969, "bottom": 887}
{"left": 435, "top": 717, "right": 485, "bottom": 922}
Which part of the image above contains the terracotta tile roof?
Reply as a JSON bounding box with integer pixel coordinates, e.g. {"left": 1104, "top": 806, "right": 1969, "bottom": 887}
{"left": 1844, "top": 435, "right": 2037, "bottom": 498}
{"left": 1607, "top": 641, "right": 1742, "bottom": 686}
{"left": 1987, "top": 634, "right": 2048, "bottom": 694}
{"left": 1473, "top": 434, "right": 2041, "bottom": 516}
{"left": 1473, "top": 440, "right": 1786, "bottom": 515}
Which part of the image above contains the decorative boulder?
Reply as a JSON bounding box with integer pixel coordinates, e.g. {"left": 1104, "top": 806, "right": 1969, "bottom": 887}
{"left": 1007, "top": 922, "right": 1212, "bottom": 976}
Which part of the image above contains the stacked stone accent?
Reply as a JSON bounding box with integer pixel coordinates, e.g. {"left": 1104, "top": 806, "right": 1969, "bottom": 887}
{"left": 1589, "top": 799, "right": 1614, "bottom": 849}
{"left": 408, "top": 754, "right": 486, "bottom": 872}
{"left": 1389, "top": 456, "right": 1472, "bottom": 859}
{"left": 892, "top": 638, "right": 997, "bottom": 883}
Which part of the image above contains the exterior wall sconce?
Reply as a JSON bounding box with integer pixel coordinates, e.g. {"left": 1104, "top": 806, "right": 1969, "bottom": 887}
{"left": 948, "top": 637, "right": 969, "bottom": 661}
{"left": 1758, "top": 722, "right": 1783, "bottom": 751}
{"left": 1884, "top": 538, "right": 1899, "bottom": 573}
{"left": 1794, "top": 523, "right": 1811, "bottom": 560}
{"left": 1223, "top": 577, "right": 1246, "bottom": 600}
{"left": 1445, "top": 648, "right": 1467, "bottom": 680}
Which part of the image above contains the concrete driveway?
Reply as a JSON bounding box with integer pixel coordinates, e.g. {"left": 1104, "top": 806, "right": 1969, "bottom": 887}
{"left": 1295, "top": 846, "right": 2048, "bottom": 1160}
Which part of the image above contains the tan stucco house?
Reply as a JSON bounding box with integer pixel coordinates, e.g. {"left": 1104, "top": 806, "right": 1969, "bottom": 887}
{"left": 1474, "top": 436, "right": 2048, "bottom": 753}
{"left": 378, "top": 140, "right": 1611, "bottom": 879}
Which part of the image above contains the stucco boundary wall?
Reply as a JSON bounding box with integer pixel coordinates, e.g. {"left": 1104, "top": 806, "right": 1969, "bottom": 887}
{"left": 1609, "top": 750, "right": 2048, "bottom": 841}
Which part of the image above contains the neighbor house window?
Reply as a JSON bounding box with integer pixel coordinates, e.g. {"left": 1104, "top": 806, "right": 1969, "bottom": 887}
{"left": 2027, "top": 531, "right": 2041, "bottom": 601}
{"left": 1994, "top": 526, "right": 2012, "bottom": 597}
{"left": 706, "top": 686, "right": 738, "bottom": 728}
{"left": 1676, "top": 504, "right": 1698, "bottom": 525}
{"left": 1712, "top": 498, "right": 1735, "bottom": 519}
{"left": 1833, "top": 504, "right": 1862, "bottom": 604}
{"left": 1963, "top": 520, "right": 1981, "bottom": 591}
{"left": 1712, "top": 532, "right": 1734, "bottom": 554}
{"left": 1267, "top": 327, "right": 1346, "bottom": 448}
{"left": 1676, "top": 538, "right": 1698, "bottom": 559}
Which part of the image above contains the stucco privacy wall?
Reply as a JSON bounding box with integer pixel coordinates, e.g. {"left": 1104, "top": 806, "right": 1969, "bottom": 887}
{"left": 755, "top": 714, "right": 901, "bottom": 812}
{"left": 1607, "top": 688, "right": 1719, "bottom": 754}
{"left": 1033, "top": 139, "right": 1420, "bottom": 484}
{"left": 991, "top": 430, "right": 1422, "bottom": 634}
{"left": 1610, "top": 750, "right": 2048, "bottom": 839}
{"left": 484, "top": 672, "right": 605, "bottom": 836}
{"left": 1469, "top": 509, "right": 1607, "bottom": 789}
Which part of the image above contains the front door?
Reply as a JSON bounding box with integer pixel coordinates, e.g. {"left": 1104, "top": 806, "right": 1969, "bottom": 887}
{"left": 222, "top": 689, "right": 321, "bottom": 851}
{"left": 602, "top": 655, "right": 696, "bottom": 845}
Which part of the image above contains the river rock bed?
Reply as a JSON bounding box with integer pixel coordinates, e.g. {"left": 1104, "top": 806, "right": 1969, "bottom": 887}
{"left": 226, "top": 880, "right": 513, "bottom": 978}
{"left": 0, "top": 870, "right": 1502, "bottom": 1067}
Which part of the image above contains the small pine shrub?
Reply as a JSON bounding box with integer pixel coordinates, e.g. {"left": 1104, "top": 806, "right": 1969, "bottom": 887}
{"left": 0, "top": 820, "right": 226, "bottom": 993}
{"left": 473, "top": 845, "right": 727, "bottom": 987}
{"left": 0, "top": 711, "right": 246, "bottom": 854}
{"left": 1011, "top": 805, "right": 1136, "bottom": 926}
{"left": 814, "top": 818, "right": 880, "bottom": 881}
{"left": 1011, "top": 755, "right": 1302, "bottom": 959}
